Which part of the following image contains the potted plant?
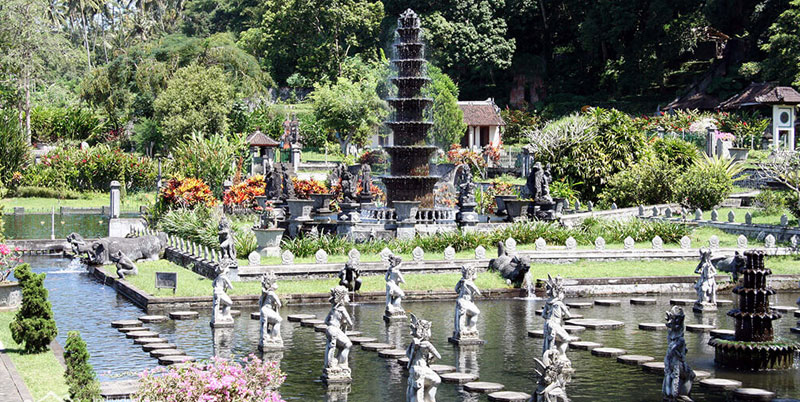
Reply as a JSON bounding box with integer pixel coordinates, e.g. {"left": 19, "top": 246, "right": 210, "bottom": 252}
{"left": 252, "top": 206, "right": 285, "bottom": 257}
{"left": 0, "top": 244, "right": 22, "bottom": 310}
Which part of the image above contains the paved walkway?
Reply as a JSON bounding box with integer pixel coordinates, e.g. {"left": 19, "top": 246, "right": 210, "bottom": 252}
{"left": 0, "top": 341, "right": 33, "bottom": 402}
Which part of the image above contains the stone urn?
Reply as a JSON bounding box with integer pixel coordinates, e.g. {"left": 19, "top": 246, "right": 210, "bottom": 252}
{"left": 504, "top": 200, "right": 531, "bottom": 222}
{"left": 310, "top": 193, "right": 334, "bottom": 214}
{"left": 494, "top": 195, "right": 518, "bottom": 216}
{"left": 393, "top": 201, "right": 420, "bottom": 223}
{"left": 729, "top": 147, "right": 749, "bottom": 162}
{"left": 253, "top": 228, "right": 285, "bottom": 257}
{"left": 254, "top": 196, "right": 272, "bottom": 210}
{"left": 286, "top": 199, "right": 315, "bottom": 222}
{"left": 0, "top": 281, "right": 21, "bottom": 311}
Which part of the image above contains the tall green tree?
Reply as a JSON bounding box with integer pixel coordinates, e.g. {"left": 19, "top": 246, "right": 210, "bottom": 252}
{"left": 425, "top": 65, "right": 465, "bottom": 148}
{"left": 64, "top": 331, "right": 101, "bottom": 402}
{"left": 9, "top": 264, "right": 58, "bottom": 354}
{"left": 761, "top": 0, "right": 800, "bottom": 86}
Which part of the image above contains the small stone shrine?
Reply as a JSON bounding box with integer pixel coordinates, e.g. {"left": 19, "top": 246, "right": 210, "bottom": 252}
{"left": 258, "top": 271, "right": 283, "bottom": 351}
{"left": 406, "top": 313, "right": 441, "bottom": 402}
{"left": 449, "top": 265, "right": 484, "bottom": 345}
{"left": 323, "top": 286, "right": 354, "bottom": 383}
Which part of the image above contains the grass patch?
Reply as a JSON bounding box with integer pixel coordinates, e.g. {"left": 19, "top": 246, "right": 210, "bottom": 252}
{"left": 0, "top": 191, "right": 155, "bottom": 212}
{"left": 0, "top": 311, "right": 69, "bottom": 401}
{"left": 301, "top": 149, "right": 342, "bottom": 163}
{"left": 697, "top": 207, "right": 794, "bottom": 226}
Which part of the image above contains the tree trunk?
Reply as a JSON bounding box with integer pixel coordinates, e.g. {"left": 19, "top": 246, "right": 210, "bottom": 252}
{"left": 24, "top": 72, "right": 31, "bottom": 144}
{"left": 82, "top": 10, "right": 92, "bottom": 71}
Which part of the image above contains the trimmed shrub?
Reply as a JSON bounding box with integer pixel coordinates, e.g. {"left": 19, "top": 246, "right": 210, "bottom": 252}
{"left": 754, "top": 190, "right": 789, "bottom": 216}
{"left": 9, "top": 264, "right": 57, "bottom": 353}
{"left": 64, "top": 331, "right": 101, "bottom": 402}
{"left": 12, "top": 186, "right": 81, "bottom": 199}
{"left": 675, "top": 155, "right": 741, "bottom": 211}
{"left": 599, "top": 156, "right": 679, "bottom": 207}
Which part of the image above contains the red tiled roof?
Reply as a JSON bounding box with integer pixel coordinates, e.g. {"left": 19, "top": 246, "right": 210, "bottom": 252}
{"left": 755, "top": 86, "right": 800, "bottom": 104}
{"left": 247, "top": 130, "right": 279, "bottom": 147}
{"left": 718, "top": 82, "right": 777, "bottom": 109}
{"left": 458, "top": 100, "right": 506, "bottom": 126}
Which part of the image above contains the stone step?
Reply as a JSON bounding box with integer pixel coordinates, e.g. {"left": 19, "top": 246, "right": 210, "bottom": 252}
{"left": 594, "top": 299, "right": 621, "bottom": 306}
{"left": 138, "top": 315, "right": 167, "bottom": 323}
{"left": 378, "top": 349, "right": 406, "bottom": 359}
{"left": 300, "top": 319, "right": 325, "bottom": 328}
{"left": 230, "top": 310, "right": 241, "bottom": 317}
{"left": 440, "top": 372, "right": 478, "bottom": 384}
{"left": 732, "top": 387, "right": 776, "bottom": 401}
{"left": 143, "top": 343, "right": 176, "bottom": 352}
{"left": 345, "top": 331, "right": 363, "bottom": 337}
{"left": 126, "top": 331, "right": 159, "bottom": 339}
{"left": 251, "top": 312, "right": 260, "bottom": 320}
{"left": 313, "top": 324, "right": 327, "bottom": 333}
{"left": 133, "top": 337, "right": 163, "bottom": 345}
{"left": 630, "top": 298, "right": 657, "bottom": 305}
{"left": 150, "top": 349, "right": 185, "bottom": 358}
{"left": 566, "top": 302, "right": 593, "bottom": 309}
{"left": 168, "top": 311, "right": 198, "bottom": 320}
{"left": 686, "top": 324, "right": 714, "bottom": 333}
{"left": 118, "top": 326, "right": 147, "bottom": 333}
{"left": 694, "top": 370, "right": 711, "bottom": 381}
{"left": 527, "top": 330, "right": 543, "bottom": 338}
{"left": 487, "top": 391, "right": 532, "bottom": 402}
{"left": 361, "top": 342, "right": 393, "bottom": 352}
{"left": 716, "top": 299, "right": 733, "bottom": 305}
{"left": 287, "top": 314, "right": 316, "bottom": 322}
{"left": 591, "top": 347, "right": 627, "bottom": 357}
{"left": 773, "top": 305, "right": 798, "bottom": 313}
{"left": 463, "top": 382, "right": 504, "bottom": 393}
{"left": 795, "top": 310, "right": 800, "bottom": 318}
{"left": 111, "top": 319, "right": 142, "bottom": 328}
{"left": 349, "top": 337, "right": 377, "bottom": 345}
{"left": 710, "top": 329, "right": 735, "bottom": 338}
{"left": 569, "top": 341, "right": 602, "bottom": 351}
{"left": 430, "top": 364, "right": 456, "bottom": 374}
{"left": 699, "top": 378, "right": 742, "bottom": 391}
{"left": 158, "top": 355, "right": 195, "bottom": 365}
{"left": 567, "top": 319, "right": 624, "bottom": 330}
{"left": 616, "top": 355, "right": 654, "bottom": 365}
{"left": 564, "top": 325, "right": 585, "bottom": 334}
{"left": 669, "top": 299, "right": 695, "bottom": 306}
{"left": 638, "top": 322, "right": 666, "bottom": 331}
{"left": 641, "top": 361, "right": 664, "bottom": 373}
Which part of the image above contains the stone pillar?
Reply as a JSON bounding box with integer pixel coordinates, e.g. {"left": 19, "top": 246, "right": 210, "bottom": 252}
{"left": 109, "top": 181, "right": 121, "bottom": 219}
{"left": 706, "top": 127, "right": 716, "bottom": 157}
{"left": 290, "top": 146, "right": 301, "bottom": 173}
{"left": 156, "top": 158, "right": 163, "bottom": 190}
{"left": 223, "top": 179, "right": 232, "bottom": 196}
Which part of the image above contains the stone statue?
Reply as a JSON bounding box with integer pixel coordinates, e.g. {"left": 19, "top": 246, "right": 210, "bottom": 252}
{"left": 526, "top": 162, "right": 553, "bottom": 203}
{"left": 323, "top": 286, "right": 354, "bottom": 383}
{"left": 488, "top": 241, "right": 531, "bottom": 287}
{"left": 712, "top": 251, "right": 745, "bottom": 282}
{"left": 264, "top": 159, "right": 281, "bottom": 200}
{"left": 66, "top": 232, "right": 89, "bottom": 256}
{"left": 211, "top": 260, "right": 235, "bottom": 327}
{"left": 338, "top": 259, "right": 362, "bottom": 292}
{"left": 340, "top": 166, "right": 358, "bottom": 204}
{"left": 259, "top": 271, "right": 283, "bottom": 350}
{"left": 450, "top": 265, "right": 482, "bottom": 344}
{"left": 359, "top": 164, "right": 373, "bottom": 202}
{"left": 663, "top": 306, "right": 695, "bottom": 401}
{"left": 532, "top": 349, "right": 573, "bottom": 402}
{"left": 85, "top": 233, "right": 166, "bottom": 265}
{"left": 384, "top": 254, "right": 407, "bottom": 321}
{"left": 542, "top": 163, "right": 553, "bottom": 201}
{"left": 110, "top": 250, "right": 137, "bottom": 279}
{"left": 281, "top": 163, "right": 295, "bottom": 200}
{"left": 542, "top": 275, "right": 578, "bottom": 357}
{"left": 455, "top": 164, "right": 476, "bottom": 206}
{"left": 218, "top": 217, "right": 236, "bottom": 261}
{"left": 406, "top": 313, "right": 441, "bottom": 402}
{"left": 693, "top": 248, "right": 717, "bottom": 312}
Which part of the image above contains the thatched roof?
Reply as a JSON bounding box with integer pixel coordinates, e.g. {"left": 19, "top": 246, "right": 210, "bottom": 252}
{"left": 718, "top": 82, "right": 796, "bottom": 109}
{"left": 247, "top": 130, "right": 279, "bottom": 147}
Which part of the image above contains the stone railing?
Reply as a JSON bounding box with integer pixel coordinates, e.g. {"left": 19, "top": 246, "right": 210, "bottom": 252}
{"left": 360, "top": 207, "right": 397, "bottom": 222}
{"left": 416, "top": 208, "right": 457, "bottom": 224}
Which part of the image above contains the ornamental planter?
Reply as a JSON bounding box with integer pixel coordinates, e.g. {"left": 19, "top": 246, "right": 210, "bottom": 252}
{"left": 504, "top": 200, "right": 531, "bottom": 222}
{"left": 286, "top": 199, "right": 315, "bottom": 222}
{"left": 253, "top": 228, "right": 285, "bottom": 257}
{"left": 310, "top": 193, "right": 334, "bottom": 214}
{"left": 0, "top": 281, "right": 22, "bottom": 311}
{"left": 494, "top": 195, "right": 518, "bottom": 216}
{"left": 729, "top": 148, "right": 750, "bottom": 162}
{"left": 393, "top": 201, "right": 420, "bottom": 223}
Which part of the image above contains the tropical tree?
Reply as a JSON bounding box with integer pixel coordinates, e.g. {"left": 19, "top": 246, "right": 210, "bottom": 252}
{"left": 761, "top": 0, "right": 800, "bottom": 86}
{"left": 425, "top": 65, "right": 465, "bottom": 148}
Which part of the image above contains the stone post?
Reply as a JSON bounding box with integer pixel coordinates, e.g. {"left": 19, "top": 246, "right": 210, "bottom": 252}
{"left": 290, "top": 146, "right": 301, "bottom": 173}
{"left": 222, "top": 179, "right": 233, "bottom": 196}
{"left": 109, "top": 181, "right": 121, "bottom": 219}
{"left": 706, "top": 127, "right": 716, "bottom": 157}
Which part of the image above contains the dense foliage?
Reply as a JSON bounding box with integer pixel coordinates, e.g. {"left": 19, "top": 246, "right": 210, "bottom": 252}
{"left": 675, "top": 155, "right": 742, "bottom": 210}
{"left": 158, "top": 177, "right": 217, "bottom": 210}
{"left": 223, "top": 175, "right": 266, "bottom": 208}
{"left": 0, "top": 111, "right": 30, "bottom": 187}
{"left": 9, "top": 264, "right": 57, "bottom": 354}
{"left": 64, "top": 331, "right": 101, "bottom": 402}
{"left": 170, "top": 132, "right": 247, "bottom": 197}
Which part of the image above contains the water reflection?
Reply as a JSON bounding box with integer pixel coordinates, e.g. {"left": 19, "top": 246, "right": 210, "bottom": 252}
{"left": 455, "top": 345, "right": 479, "bottom": 375}
{"left": 323, "top": 383, "right": 351, "bottom": 402}
{"left": 212, "top": 327, "right": 234, "bottom": 358}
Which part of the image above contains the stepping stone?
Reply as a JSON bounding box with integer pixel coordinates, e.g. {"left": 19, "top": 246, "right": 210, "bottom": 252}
{"left": 594, "top": 299, "right": 621, "bottom": 306}
{"left": 638, "top": 322, "right": 666, "bottom": 331}
{"left": 563, "top": 314, "right": 584, "bottom": 320}
{"left": 300, "top": 319, "right": 325, "bottom": 328}
{"left": 716, "top": 299, "right": 733, "bottom": 305}
{"left": 169, "top": 311, "right": 198, "bottom": 320}
{"left": 464, "top": 382, "right": 505, "bottom": 393}
{"left": 487, "top": 391, "right": 532, "bottom": 402}
{"left": 345, "top": 331, "right": 363, "bottom": 337}
{"left": 617, "top": 355, "right": 654, "bottom": 365}
{"left": 430, "top": 364, "right": 456, "bottom": 374}
{"left": 772, "top": 305, "right": 798, "bottom": 313}
{"left": 119, "top": 326, "right": 147, "bottom": 333}
{"left": 378, "top": 349, "right": 406, "bottom": 359}
{"left": 535, "top": 309, "right": 543, "bottom": 316}
{"left": 287, "top": 314, "right": 315, "bottom": 322}
{"left": 795, "top": 310, "right": 800, "bottom": 318}
{"left": 126, "top": 330, "right": 159, "bottom": 339}
{"left": 732, "top": 388, "right": 776, "bottom": 401}
{"left": 699, "top": 378, "right": 742, "bottom": 391}
{"left": 250, "top": 312, "right": 260, "bottom": 320}
{"left": 564, "top": 325, "right": 586, "bottom": 334}
{"left": 361, "top": 342, "right": 393, "bottom": 351}
{"left": 349, "top": 336, "right": 377, "bottom": 345}
{"left": 630, "top": 298, "right": 657, "bottom": 305}
{"left": 566, "top": 302, "right": 592, "bottom": 309}
{"left": 133, "top": 337, "right": 163, "bottom": 345}
{"left": 138, "top": 315, "right": 167, "bottom": 323}
{"left": 398, "top": 357, "right": 409, "bottom": 367}
{"left": 150, "top": 349, "right": 184, "bottom": 358}
{"left": 591, "top": 347, "right": 627, "bottom": 357}
{"left": 143, "top": 343, "right": 176, "bottom": 352}
{"left": 710, "top": 329, "right": 735, "bottom": 338}
{"left": 791, "top": 327, "right": 800, "bottom": 334}
{"left": 669, "top": 299, "right": 695, "bottom": 306}
{"left": 527, "top": 330, "right": 543, "bottom": 338}
{"left": 641, "top": 361, "right": 665, "bottom": 373}
{"left": 567, "top": 319, "right": 624, "bottom": 329}
{"left": 230, "top": 310, "right": 242, "bottom": 317}
{"left": 686, "top": 324, "right": 714, "bottom": 333}
{"left": 111, "top": 320, "right": 142, "bottom": 328}
{"left": 569, "top": 341, "right": 602, "bottom": 351}
{"left": 693, "top": 370, "right": 711, "bottom": 381}
{"left": 158, "top": 355, "right": 195, "bottom": 366}
{"left": 440, "top": 372, "right": 478, "bottom": 384}
{"left": 313, "top": 324, "right": 327, "bottom": 333}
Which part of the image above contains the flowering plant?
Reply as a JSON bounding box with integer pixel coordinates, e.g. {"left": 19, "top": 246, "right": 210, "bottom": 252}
{"left": 135, "top": 355, "right": 285, "bottom": 402}
{"left": 357, "top": 150, "right": 387, "bottom": 165}
{"left": 159, "top": 177, "right": 217, "bottom": 209}
{"left": 714, "top": 131, "right": 735, "bottom": 142}
{"left": 223, "top": 175, "right": 266, "bottom": 208}
{"left": 291, "top": 178, "right": 328, "bottom": 199}
{"left": 0, "top": 244, "right": 21, "bottom": 282}
{"left": 482, "top": 142, "right": 502, "bottom": 164}
{"left": 446, "top": 144, "right": 486, "bottom": 176}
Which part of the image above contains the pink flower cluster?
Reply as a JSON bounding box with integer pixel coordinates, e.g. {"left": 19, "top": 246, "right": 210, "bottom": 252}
{"left": 135, "top": 354, "right": 286, "bottom": 402}
{"left": 0, "top": 244, "right": 22, "bottom": 281}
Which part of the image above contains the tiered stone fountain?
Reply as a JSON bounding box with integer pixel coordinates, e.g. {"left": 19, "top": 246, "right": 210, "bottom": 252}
{"left": 382, "top": 9, "right": 439, "bottom": 209}
{"left": 709, "top": 250, "right": 798, "bottom": 370}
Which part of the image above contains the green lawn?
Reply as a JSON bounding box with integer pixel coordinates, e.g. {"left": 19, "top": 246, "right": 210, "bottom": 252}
{"left": 694, "top": 207, "right": 794, "bottom": 226}
{"left": 0, "top": 311, "right": 69, "bottom": 401}
{"left": 0, "top": 191, "right": 155, "bottom": 212}
{"left": 301, "top": 150, "right": 342, "bottom": 163}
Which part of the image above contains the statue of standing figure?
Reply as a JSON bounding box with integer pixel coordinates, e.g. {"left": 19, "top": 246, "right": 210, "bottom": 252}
{"left": 211, "top": 260, "right": 235, "bottom": 327}
{"left": 340, "top": 166, "right": 358, "bottom": 204}
{"left": 258, "top": 271, "right": 283, "bottom": 351}
{"left": 456, "top": 164, "right": 476, "bottom": 206}
{"left": 663, "top": 306, "right": 695, "bottom": 401}
{"left": 338, "top": 259, "right": 362, "bottom": 292}
{"left": 218, "top": 217, "right": 236, "bottom": 262}
{"left": 406, "top": 313, "right": 441, "bottom": 402}
{"left": 526, "top": 162, "right": 554, "bottom": 203}
{"left": 280, "top": 163, "right": 295, "bottom": 200}
{"left": 449, "top": 265, "right": 483, "bottom": 344}
{"left": 384, "top": 254, "right": 407, "bottom": 321}
{"left": 542, "top": 275, "right": 578, "bottom": 357}
{"left": 322, "top": 286, "right": 354, "bottom": 383}
{"left": 693, "top": 248, "right": 718, "bottom": 312}
{"left": 532, "top": 349, "right": 574, "bottom": 402}
{"left": 359, "top": 164, "right": 374, "bottom": 203}
{"left": 264, "top": 159, "right": 281, "bottom": 200}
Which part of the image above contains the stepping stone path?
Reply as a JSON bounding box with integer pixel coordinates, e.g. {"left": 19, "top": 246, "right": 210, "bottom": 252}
{"left": 287, "top": 314, "right": 316, "bottom": 322}
{"left": 569, "top": 341, "right": 602, "bottom": 351}
{"left": 638, "top": 322, "right": 666, "bottom": 331}
{"left": 430, "top": 364, "right": 456, "bottom": 374}
{"left": 669, "top": 299, "right": 695, "bottom": 306}
{"left": 150, "top": 349, "right": 184, "bottom": 358}
{"left": 535, "top": 309, "right": 543, "bottom": 316}
{"left": 251, "top": 312, "right": 260, "bottom": 320}
{"left": 630, "top": 298, "right": 656, "bottom": 305}
{"left": 616, "top": 355, "right": 654, "bottom": 365}
{"left": 591, "top": 347, "right": 627, "bottom": 357}
{"left": 345, "top": 331, "right": 363, "bottom": 337}
{"left": 795, "top": 310, "right": 800, "bottom": 318}
{"left": 158, "top": 355, "right": 195, "bottom": 366}
{"left": 464, "top": 382, "right": 504, "bottom": 393}
{"left": 566, "top": 302, "right": 592, "bottom": 309}
{"left": 567, "top": 319, "right": 624, "bottom": 329}
{"left": 230, "top": 310, "right": 241, "bottom": 317}
{"left": 138, "top": 315, "right": 167, "bottom": 323}
{"left": 699, "top": 378, "right": 742, "bottom": 391}
{"left": 126, "top": 331, "right": 159, "bottom": 339}
{"left": 641, "top": 361, "right": 664, "bottom": 373}
{"left": 594, "top": 299, "right": 621, "bottom": 306}
{"left": 313, "top": 324, "right": 327, "bottom": 333}
{"left": 143, "top": 343, "right": 176, "bottom": 352}
{"left": 563, "top": 314, "right": 583, "bottom": 320}
{"left": 378, "top": 349, "right": 406, "bottom": 359}
{"left": 686, "top": 324, "right": 714, "bottom": 333}
{"left": 487, "top": 391, "right": 532, "bottom": 402}
{"left": 440, "top": 372, "right": 478, "bottom": 384}
{"left": 300, "top": 319, "right": 325, "bottom": 328}
{"left": 772, "top": 305, "right": 798, "bottom": 313}
{"left": 710, "top": 329, "right": 735, "bottom": 338}
{"left": 349, "top": 336, "right": 377, "bottom": 345}
{"left": 564, "top": 325, "right": 586, "bottom": 334}
{"left": 693, "top": 370, "right": 711, "bottom": 381}
{"left": 716, "top": 299, "right": 733, "bottom": 305}
{"left": 732, "top": 388, "right": 776, "bottom": 401}
{"left": 361, "top": 342, "right": 393, "bottom": 351}
{"left": 133, "top": 337, "right": 163, "bottom": 345}
{"left": 119, "top": 326, "right": 147, "bottom": 333}
{"left": 111, "top": 320, "right": 142, "bottom": 328}
{"left": 398, "top": 357, "right": 409, "bottom": 367}
{"left": 527, "top": 330, "right": 543, "bottom": 338}
{"left": 169, "top": 311, "right": 198, "bottom": 320}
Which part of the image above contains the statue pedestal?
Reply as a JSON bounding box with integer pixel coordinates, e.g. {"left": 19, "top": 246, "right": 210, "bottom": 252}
{"left": 448, "top": 330, "right": 485, "bottom": 346}
{"left": 458, "top": 202, "right": 479, "bottom": 227}
{"left": 210, "top": 314, "right": 234, "bottom": 328}
{"left": 259, "top": 339, "right": 284, "bottom": 351}
{"left": 383, "top": 308, "right": 407, "bottom": 323}
{"left": 321, "top": 366, "right": 352, "bottom": 384}
{"left": 693, "top": 301, "right": 718, "bottom": 313}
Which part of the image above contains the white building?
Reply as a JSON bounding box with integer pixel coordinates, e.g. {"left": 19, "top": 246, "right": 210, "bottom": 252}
{"left": 458, "top": 98, "right": 505, "bottom": 149}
